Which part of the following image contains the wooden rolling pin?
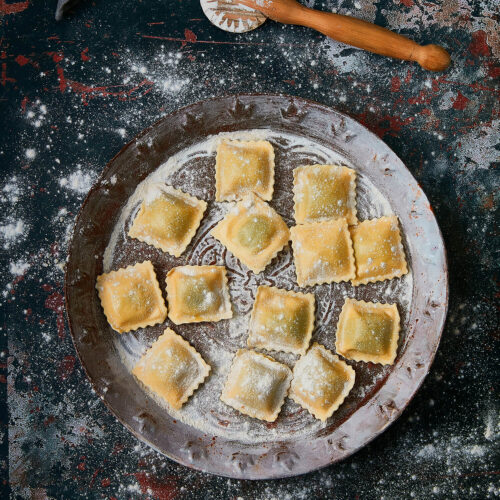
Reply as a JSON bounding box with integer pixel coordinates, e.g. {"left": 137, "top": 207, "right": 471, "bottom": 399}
{"left": 232, "top": 0, "right": 451, "bottom": 71}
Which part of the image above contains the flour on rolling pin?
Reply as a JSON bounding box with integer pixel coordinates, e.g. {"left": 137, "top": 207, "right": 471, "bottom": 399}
{"left": 200, "top": 0, "right": 266, "bottom": 33}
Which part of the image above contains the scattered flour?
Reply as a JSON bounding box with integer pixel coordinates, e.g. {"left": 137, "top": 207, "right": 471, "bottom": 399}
{"left": 25, "top": 148, "right": 36, "bottom": 159}
{"left": 9, "top": 260, "right": 30, "bottom": 276}
{"left": 1, "top": 177, "right": 21, "bottom": 203}
{"left": 59, "top": 168, "right": 95, "bottom": 194}
{"left": 484, "top": 408, "right": 499, "bottom": 441}
{"left": 412, "top": 432, "right": 495, "bottom": 476}
{"left": 0, "top": 220, "right": 27, "bottom": 249}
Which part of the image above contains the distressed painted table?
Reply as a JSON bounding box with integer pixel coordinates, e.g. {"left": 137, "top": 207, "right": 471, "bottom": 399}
{"left": 1, "top": 0, "right": 498, "bottom": 498}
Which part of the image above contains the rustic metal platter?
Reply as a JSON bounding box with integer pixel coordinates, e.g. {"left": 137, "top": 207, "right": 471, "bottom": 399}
{"left": 65, "top": 94, "right": 448, "bottom": 479}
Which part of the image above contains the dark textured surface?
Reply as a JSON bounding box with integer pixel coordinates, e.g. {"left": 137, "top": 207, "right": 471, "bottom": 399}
{"left": 1, "top": 0, "right": 498, "bottom": 498}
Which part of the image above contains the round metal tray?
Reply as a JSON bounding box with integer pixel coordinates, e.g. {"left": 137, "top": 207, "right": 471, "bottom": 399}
{"left": 65, "top": 94, "right": 448, "bottom": 479}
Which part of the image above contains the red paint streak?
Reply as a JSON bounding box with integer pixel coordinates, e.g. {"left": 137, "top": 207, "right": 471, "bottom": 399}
{"left": 400, "top": 0, "right": 413, "bottom": 6}
{"left": 67, "top": 78, "right": 154, "bottom": 105}
{"left": 283, "top": 79, "right": 296, "bottom": 86}
{"left": 467, "top": 81, "right": 498, "bottom": 93}
{"left": 58, "top": 355, "right": 76, "bottom": 380}
{"left": 50, "top": 52, "right": 64, "bottom": 63}
{"left": 42, "top": 283, "right": 53, "bottom": 292}
{"left": 433, "top": 76, "right": 498, "bottom": 94}
{"left": 55, "top": 65, "right": 66, "bottom": 91}
{"left": 139, "top": 34, "right": 304, "bottom": 47}
{"left": 404, "top": 69, "right": 412, "bottom": 84}
{"left": 89, "top": 467, "right": 101, "bottom": 488}
{"left": 134, "top": 473, "right": 179, "bottom": 500}
{"left": 384, "top": 115, "right": 415, "bottom": 133}
{"left": 15, "top": 54, "right": 29, "bottom": 66}
{"left": 391, "top": 76, "right": 401, "bottom": 92}
{"left": 187, "top": 54, "right": 195, "bottom": 62}
{"left": 182, "top": 28, "right": 197, "bottom": 48}
{"left": 1, "top": 62, "right": 15, "bottom": 86}
{"left": 487, "top": 62, "right": 500, "bottom": 79}
{"left": 0, "top": 0, "right": 29, "bottom": 14}
{"left": 21, "top": 96, "right": 29, "bottom": 111}
{"left": 452, "top": 91, "right": 469, "bottom": 110}
{"left": 355, "top": 112, "right": 415, "bottom": 138}
{"left": 44, "top": 415, "right": 56, "bottom": 426}
{"left": 482, "top": 194, "right": 494, "bottom": 210}
{"left": 12, "top": 274, "right": 24, "bottom": 285}
{"left": 80, "top": 48, "right": 90, "bottom": 62}
{"left": 44, "top": 291, "right": 65, "bottom": 339}
{"left": 112, "top": 443, "right": 125, "bottom": 455}
{"left": 101, "top": 478, "right": 111, "bottom": 487}
{"left": 408, "top": 90, "right": 432, "bottom": 105}
{"left": 47, "top": 52, "right": 67, "bottom": 92}
{"left": 468, "top": 30, "right": 490, "bottom": 57}
{"left": 0, "top": 375, "right": 6, "bottom": 384}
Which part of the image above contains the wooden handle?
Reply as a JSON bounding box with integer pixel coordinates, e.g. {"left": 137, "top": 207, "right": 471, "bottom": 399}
{"left": 297, "top": 7, "right": 450, "bottom": 71}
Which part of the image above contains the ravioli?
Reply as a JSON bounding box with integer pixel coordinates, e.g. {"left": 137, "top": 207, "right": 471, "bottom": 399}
{"left": 289, "top": 343, "right": 355, "bottom": 421}
{"left": 247, "top": 286, "right": 315, "bottom": 355}
{"left": 290, "top": 218, "right": 355, "bottom": 287}
{"left": 166, "top": 265, "right": 232, "bottom": 324}
{"left": 96, "top": 261, "right": 167, "bottom": 333}
{"left": 132, "top": 328, "right": 210, "bottom": 410}
{"left": 293, "top": 164, "right": 357, "bottom": 225}
{"left": 350, "top": 215, "right": 408, "bottom": 286}
{"left": 335, "top": 299, "right": 400, "bottom": 365}
{"left": 128, "top": 184, "right": 206, "bottom": 257}
{"left": 211, "top": 193, "right": 290, "bottom": 274}
{"left": 220, "top": 349, "right": 292, "bottom": 422}
{"left": 215, "top": 140, "right": 275, "bottom": 202}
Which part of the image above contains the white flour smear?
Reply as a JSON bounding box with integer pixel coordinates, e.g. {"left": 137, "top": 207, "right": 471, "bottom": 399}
{"left": 103, "top": 129, "right": 413, "bottom": 444}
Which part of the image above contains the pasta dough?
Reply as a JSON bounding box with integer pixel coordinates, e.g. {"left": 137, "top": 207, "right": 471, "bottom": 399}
{"left": 128, "top": 184, "right": 206, "bottom": 257}
{"left": 166, "top": 265, "right": 232, "bottom": 324}
{"left": 211, "top": 193, "right": 290, "bottom": 274}
{"left": 96, "top": 260, "right": 167, "bottom": 333}
{"left": 293, "top": 164, "right": 357, "bottom": 225}
{"left": 248, "top": 286, "right": 315, "bottom": 355}
{"left": 215, "top": 140, "right": 275, "bottom": 201}
{"left": 350, "top": 215, "right": 408, "bottom": 286}
{"left": 290, "top": 218, "right": 356, "bottom": 287}
{"left": 289, "top": 343, "right": 355, "bottom": 421}
{"left": 132, "top": 328, "right": 210, "bottom": 410}
{"left": 335, "top": 299, "right": 400, "bottom": 365}
{"left": 220, "top": 349, "right": 292, "bottom": 422}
